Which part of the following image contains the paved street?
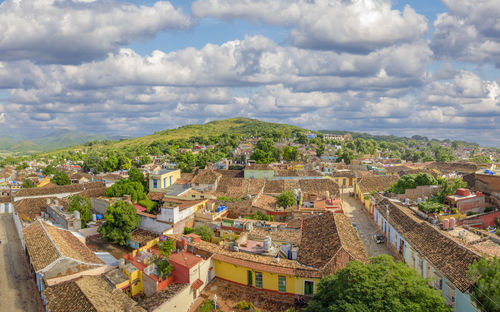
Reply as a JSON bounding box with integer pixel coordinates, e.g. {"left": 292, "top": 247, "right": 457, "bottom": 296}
{"left": 341, "top": 189, "right": 394, "bottom": 258}
{"left": 0, "top": 214, "right": 43, "bottom": 312}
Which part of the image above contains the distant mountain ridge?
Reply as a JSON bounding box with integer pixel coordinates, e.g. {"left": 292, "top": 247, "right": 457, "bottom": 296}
{"left": 0, "top": 129, "right": 108, "bottom": 154}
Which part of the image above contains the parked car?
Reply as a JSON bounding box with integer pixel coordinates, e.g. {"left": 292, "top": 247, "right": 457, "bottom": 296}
{"left": 373, "top": 233, "right": 385, "bottom": 244}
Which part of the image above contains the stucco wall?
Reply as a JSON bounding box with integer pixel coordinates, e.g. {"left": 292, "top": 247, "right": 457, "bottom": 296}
{"left": 151, "top": 284, "right": 192, "bottom": 312}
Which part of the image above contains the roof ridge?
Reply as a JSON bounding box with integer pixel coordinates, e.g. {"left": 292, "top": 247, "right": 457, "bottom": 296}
{"left": 39, "top": 220, "right": 63, "bottom": 258}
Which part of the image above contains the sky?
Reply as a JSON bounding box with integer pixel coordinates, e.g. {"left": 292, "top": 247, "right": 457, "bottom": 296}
{"left": 0, "top": 0, "right": 499, "bottom": 146}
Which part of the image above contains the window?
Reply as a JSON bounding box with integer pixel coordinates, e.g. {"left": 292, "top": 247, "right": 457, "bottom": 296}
{"left": 247, "top": 270, "right": 253, "bottom": 286}
{"left": 163, "top": 178, "right": 166, "bottom": 188}
{"left": 255, "top": 272, "right": 263, "bottom": 288}
{"left": 304, "top": 281, "right": 314, "bottom": 295}
{"left": 278, "top": 276, "right": 286, "bottom": 293}
{"left": 153, "top": 179, "right": 157, "bottom": 189}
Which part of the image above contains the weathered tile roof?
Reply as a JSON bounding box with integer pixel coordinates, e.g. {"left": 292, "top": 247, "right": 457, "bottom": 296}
{"left": 130, "top": 228, "right": 158, "bottom": 245}
{"left": 15, "top": 181, "right": 105, "bottom": 197}
{"left": 175, "top": 172, "right": 195, "bottom": 184}
{"left": 247, "top": 227, "right": 301, "bottom": 244}
{"left": 274, "top": 170, "right": 322, "bottom": 177}
{"left": 297, "top": 213, "right": 368, "bottom": 272}
{"left": 263, "top": 180, "right": 299, "bottom": 194}
{"left": 427, "top": 162, "right": 478, "bottom": 174}
{"left": 22, "top": 220, "right": 104, "bottom": 272}
{"left": 138, "top": 283, "right": 188, "bottom": 312}
{"left": 147, "top": 192, "right": 165, "bottom": 201}
{"left": 299, "top": 179, "right": 340, "bottom": 197}
{"left": 252, "top": 194, "right": 277, "bottom": 212}
{"left": 192, "top": 169, "right": 221, "bottom": 185}
{"left": 44, "top": 275, "right": 144, "bottom": 312}
{"left": 78, "top": 186, "right": 107, "bottom": 198}
{"left": 376, "top": 198, "right": 481, "bottom": 292}
{"left": 245, "top": 164, "right": 273, "bottom": 170}
{"left": 331, "top": 170, "right": 356, "bottom": 178}
{"left": 14, "top": 197, "right": 67, "bottom": 221}
{"left": 357, "top": 175, "right": 399, "bottom": 193}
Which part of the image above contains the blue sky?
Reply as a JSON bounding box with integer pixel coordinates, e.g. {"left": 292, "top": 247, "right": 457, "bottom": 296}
{"left": 0, "top": 0, "right": 498, "bottom": 146}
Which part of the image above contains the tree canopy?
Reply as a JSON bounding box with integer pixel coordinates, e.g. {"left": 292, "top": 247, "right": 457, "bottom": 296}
{"left": 52, "top": 170, "right": 70, "bottom": 185}
{"left": 22, "top": 179, "right": 35, "bottom": 188}
{"left": 389, "top": 173, "right": 438, "bottom": 194}
{"left": 105, "top": 179, "right": 146, "bottom": 202}
{"left": 250, "top": 138, "right": 281, "bottom": 164}
{"left": 98, "top": 200, "right": 140, "bottom": 245}
{"left": 68, "top": 195, "right": 92, "bottom": 228}
{"left": 276, "top": 190, "right": 296, "bottom": 208}
{"left": 305, "top": 255, "right": 451, "bottom": 312}
{"left": 467, "top": 257, "right": 500, "bottom": 312}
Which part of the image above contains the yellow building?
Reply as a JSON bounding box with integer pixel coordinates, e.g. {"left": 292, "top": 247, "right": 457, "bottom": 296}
{"left": 148, "top": 169, "right": 181, "bottom": 191}
{"left": 37, "top": 177, "right": 52, "bottom": 188}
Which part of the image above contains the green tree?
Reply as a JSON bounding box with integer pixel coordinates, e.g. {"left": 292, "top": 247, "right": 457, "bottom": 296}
{"left": 42, "top": 165, "right": 57, "bottom": 176}
{"left": 105, "top": 179, "right": 146, "bottom": 202}
{"left": 155, "top": 258, "right": 174, "bottom": 279}
{"left": 22, "top": 179, "right": 35, "bottom": 188}
{"left": 194, "top": 225, "right": 214, "bottom": 242}
{"left": 467, "top": 257, "right": 500, "bottom": 312}
{"left": 98, "top": 200, "right": 140, "bottom": 245}
{"left": 128, "top": 168, "right": 145, "bottom": 185}
{"left": 305, "top": 255, "right": 451, "bottom": 312}
{"left": 52, "top": 170, "right": 70, "bottom": 185}
{"left": 283, "top": 146, "right": 298, "bottom": 161}
{"left": 316, "top": 144, "right": 325, "bottom": 157}
{"left": 435, "top": 146, "right": 456, "bottom": 162}
{"left": 389, "top": 173, "right": 437, "bottom": 194}
{"left": 158, "top": 239, "right": 176, "bottom": 257}
{"left": 68, "top": 195, "right": 92, "bottom": 227}
{"left": 276, "top": 190, "right": 296, "bottom": 208}
{"left": 337, "top": 148, "right": 355, "bottom": 164}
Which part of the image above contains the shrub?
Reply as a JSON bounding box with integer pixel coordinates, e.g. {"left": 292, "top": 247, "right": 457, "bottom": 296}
{"left": 200, "top": 300, "right": 214, "bottom": 312}
{"left": 138, "top": 199, "right": 158, "bottom": 213}
{"left": 484, "top": 206, "right": 494, "bottom": 213}
{"left": 467, "top": 211, "right": 477, "bottom": 216}
{"left": 184, "top": 227, "right": 195, "bottom": 234}
{"left": 235, "top": 300, "right": 254, "bottom": 310}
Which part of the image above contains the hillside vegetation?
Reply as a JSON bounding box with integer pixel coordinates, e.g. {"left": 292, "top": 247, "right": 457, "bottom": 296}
{"left": 44, "top": 117, "right": 306, "bottom": 155}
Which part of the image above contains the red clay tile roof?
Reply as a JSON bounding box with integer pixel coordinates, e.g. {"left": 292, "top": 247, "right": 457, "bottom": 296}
{"left": 169, "top": 251, "right": 203, "bottom": 269}
{"left": 22, "top": 220, "right": 104, "bottom": 272}
{"left": 15, "top": 181, "right": 105, "bottom": 197}
{"left": 147, "top": 192, "right": 165, "bottom": 201}
{"left": 191, "top": 278, "right": 204, "bottom": 290}
{"left": 357, "top": 175, "right": 399, "bottom": 193}
{"left": 192, "top": 169, "right": 221, "bottom": 185}
{"left": 212, "top": 254, "right": 295, "bottom": 275}
{"left": 299, "top": 179, "right": 340, "bottom": 197}
{"left": 14, "top": 197, "right": 67, "bottom": 221}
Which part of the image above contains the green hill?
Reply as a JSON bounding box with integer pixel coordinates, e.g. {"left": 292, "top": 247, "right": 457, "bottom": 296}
{"left": 42, "top": 117, "right": 307, "bottom": 155}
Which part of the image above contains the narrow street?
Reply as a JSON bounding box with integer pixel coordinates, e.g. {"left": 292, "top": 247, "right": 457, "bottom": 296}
{"left": 341, "top": 188, "right": 394, "bottom": 258}
{"left": 0, "top": 214, "right": 43, "bottom": 312}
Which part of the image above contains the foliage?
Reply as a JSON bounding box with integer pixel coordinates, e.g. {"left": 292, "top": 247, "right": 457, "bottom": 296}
{"left": 183, "top": 227, "right": 195, "bottom": 234}
{"left": 137, "top": 198, "right": 158, "bottom": 213}
{"left": 245, "top": 211, "right": 273, "bottom": 221}
{"left": 305, "top": 255, "right": 451, "bottom": 312}
{"left": 389, "top": 173, "right": 438, "bottom": 194}
{"left": 433, "top": 177, "right": 468, "bottom": 203}
{"left": 471, "top": 155, "right": 491, "bottom": 164}
{"left": 22, "top": 179, "right": 35, "bottom": 188}
{"left": 98, "top": 201, "right": 140, "bottom": 245}
{"left": 105, "top": 179, "right": 146, "bottom": 202}
{"left": 435, "top": 146, "right": 456, "bottom": 163}
{"left": 42, "top": 165, "right": 57, "bottom": 176}
{"left": 158, "top": 239, "right": 176, "bottom": 257}
{"left": 16, "top": 163, "right": 29, "bottom": 170}
{"left": 276, "top": 190, "right": 296, "bottom": 208}
{"left": 52, "top": 170, "right": 70, "bottom": 185}
{"left": 467, "top": 257, "right": 500, "bottom": 312}
{"left": 418, "top": 200, "right": 444, "bottom": 213}
{"left": 316, "top": 144, "right": 325, "bottom": 157}
{"left": 250, "top": 138, "right": 281, "bottom": 164}
{"left": 200, "top": 300, "right": 215, "bottom": 312}
{"left": 194, "top": 225, "right": 214, "bottom": 242}
{"left": 484, "top": 206, "right": 494, "bottom": 213}
{"left": 217, "top": 196, "right": 242, "bottom": 202}
{"left": 156, "top": 258, "right": 174, "bottom": 279}
{"left": 175, "top": 151, "right": 197, "bottom": 173}
{"left": 128, "top": 168, "right": 145, "bottom": 184}
{"left": 68, "top": 195, "right": 93, "bottom": 227}
{"left": 235, "top": 300, "right": 255, "bottom": 310}
{"left": 336, "top": 148, "right": 355, "bottom": 164}
{"left": 282, "top": 146, "right": 298, "bottom": 161}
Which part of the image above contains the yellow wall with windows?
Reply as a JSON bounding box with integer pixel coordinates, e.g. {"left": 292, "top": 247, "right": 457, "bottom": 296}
{"left": 213, "top": 259, "right": 320, "bottom": 295}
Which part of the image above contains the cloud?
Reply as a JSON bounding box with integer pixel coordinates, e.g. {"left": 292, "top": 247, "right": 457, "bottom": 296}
{"left": 431, "top": 0, "right": 500, "bottom": 66}
{"left": 0, "top": 0, "right": 191, "bottom": 64}
{"left": 192, "top": 0, "right": 428, "bottom": 52}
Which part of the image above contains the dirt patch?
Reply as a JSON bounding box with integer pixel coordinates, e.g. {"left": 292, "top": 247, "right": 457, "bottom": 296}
{"left": 198, "top": 279, "right": 295, "bottom": 312}
{"left": 86, "top": 234, "right": 131, "bottom": 259}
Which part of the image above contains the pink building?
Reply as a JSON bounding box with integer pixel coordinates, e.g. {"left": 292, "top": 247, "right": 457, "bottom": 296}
{"left": 445, "top": 188, "right": 485, "bottom": 214}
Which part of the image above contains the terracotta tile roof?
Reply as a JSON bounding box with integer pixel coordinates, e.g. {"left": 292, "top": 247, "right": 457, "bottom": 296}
{"left": 297, "top": 213, "right": 368, "bottom": 272}
{"left": 331, "top": 170, "right": 356, "bottom": 178}
{"left": 169, "top": 251, "right": 203, "bottom": 269}
{"left": 376, "top": 198, "right": 481, "bottom": 292}
{"left": 299, "top": 179, "right": 340, "bottom": 197}
{"left": 0, "top": 196, "right": 10, "bottom": 203}
{"left": 44, "top": 275, "right": 144, "bottom": 312}
{"left": 43, "top": 222, "right": 104, "bottom": 265}
{"left": 213, "top": 253, "right": 295, "bottom": 275}
{"left": 263, "top": 180, "right": 299, "bottom": 194}
{"left": 191, "top": 278, "right": 204, "bottom": 290}
{"left": 78, "top": 186, "right": 107, "bottom": 198}
{"left": 192, "top": 169, "right": 221, "bottom": 185}
{"left": 274, "top": 170, "right": 322, "bottom": 177}
{"left": 245, "top": 164, "right": 273, "bottom": 170}
{"left": 15, "top": 182, "right": 105, "bottom": 197}
{"left": 247, "top": 227, "right": 301, "bottom": 244}
{"left": 147, "top": 192, "right": 165, "bottom": 201}
{"left": 427, "top": 162, "right": 478, "bottom": 174}
{"left": 357, "top": 175, "right": 399, "bottom": 193}
{"left": 130, "top": 228, "right": 158, "bottom": 245}
{"left": 174, "top": 173, "right": 195, "bottom": 184}
{"left": 252, "top": 194, "right": 277, "bottom": 212}
{"left": 22, "top": 221, "right": 60, "bottom": 272}
{"left": 22, "top": 220, "right": 103, "bottom": 272}
{"left": 14, "top": 197, "right": 67, "bottom": 221}
{"left": 138, "top": 283, "right": 188, "bottom": 312}
{"left": 384, "top": 165, "right": 414, "bottom": 173}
